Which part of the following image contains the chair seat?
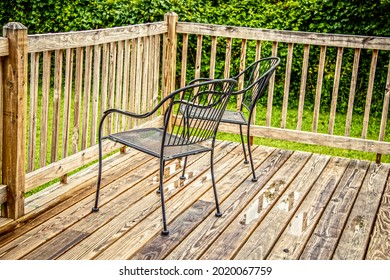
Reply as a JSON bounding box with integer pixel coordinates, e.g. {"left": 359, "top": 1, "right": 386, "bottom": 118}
{"left": 180, "top": 104, "right": 247, "bottom": 125}
{"left": 221, "top": 110, "right": 248, "bottom": 125}
{"left": 108, "top": 128, "right": 211, "bottom": 159}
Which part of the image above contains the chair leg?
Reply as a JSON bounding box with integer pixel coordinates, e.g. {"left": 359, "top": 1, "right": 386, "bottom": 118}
{"left": 210, "top": 150, "right": 222, "bottom": 217}
{"left": 180, "top": 156, "right": 188, "bottom": 180}
{"left": 92, "top": 127, "right": 104, "bottom": 212}
{"left": 247, "top": 126, "right": 257, "bottom": 182}
{"left": 159, "top": 159, "right": 169, "bottom": 235}
{"left": 239, "top": 124, "right": 249, "bottom": 164}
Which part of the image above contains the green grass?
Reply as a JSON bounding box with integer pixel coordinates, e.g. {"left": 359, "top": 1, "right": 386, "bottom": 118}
{"left": 217, "top": 103, "right": 390, "bottom": 163}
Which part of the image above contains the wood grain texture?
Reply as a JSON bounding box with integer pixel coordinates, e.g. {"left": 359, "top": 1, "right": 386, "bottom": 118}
{"left": 217, "top": 123, "right": 390, "bottom": 155}
{"left": 366, "top": 172, "right": 390, "bottom": 260}
{"left": 300, "top": 159, "right": 370, "bottom": 260}
{"left": 334, "top": 163, "right": 390, "bottom": 260}
{"left": 312, "top": 45, "right": 326, "bottom": 133}
{"left": 28, "top": 22, "right": 167, "bottom": 52}
{"left": 267, "top": 157, "right": 350, "bottom": 260}
{"left": 94, "top": 143, "right": 242, "bottom": 260}
{"left": 28, "top": 52, "right": 39, "bottom": 172}
{"left": 200, "top": 149, "right": 296, "bottom": 260}
{"left": 58, "top": 142, "right": 238, "bottom": 260}
{"left": 362, "top": 49, "right": 378, "bottom": 139}
{"left": 39, "top": 51, "right": 51, "bottom": 167}
{"left": 0, "top": 185, "right": 7, "bottom": 205}
{"left": 297, "top": 44, "right": 310, "bottom": 131}
{"left": 345, "top": 48, "right": 361, "bottom": 137}
{"left": 177, "top": 22, "right": 390, "bottom": 50}
{"left": 281, "top": 43, "right": 294, "bottom": 129}
{"left": 134, "top": 146, "right": 275, "bottom": 260}
{"left": 328, "top": 47, "right": 343, "bottom": 135}
{"left": 0, "top": 38, "right": 9, "bottom": 56}
{"left": 51, "top": 49, "right": 63, "bottom": 163}
{"left": 234, "top": 153, "right": 330, "bottom": 260}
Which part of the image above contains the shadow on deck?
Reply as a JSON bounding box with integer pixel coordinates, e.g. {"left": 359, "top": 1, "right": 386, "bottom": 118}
{"left": 0, "top": 141, "right": 389, "bottom": 260}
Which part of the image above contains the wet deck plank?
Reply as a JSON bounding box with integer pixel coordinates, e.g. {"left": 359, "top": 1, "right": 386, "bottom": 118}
{"left": 0, "top": 142, "right": 389, "bottom": 260}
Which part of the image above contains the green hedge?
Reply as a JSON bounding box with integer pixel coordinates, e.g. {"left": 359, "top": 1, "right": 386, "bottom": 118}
{"left": 1, "top": 0, "right": 389, "bottom": 116}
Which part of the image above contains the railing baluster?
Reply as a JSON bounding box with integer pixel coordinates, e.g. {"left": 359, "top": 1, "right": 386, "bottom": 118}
{"left": 122, "top": 40, "right": 130, "bottom": 130}
{"left": 345, "top": 48, "right": 361, "bottom": 137}
{"left": 312, "top": 45, "right": 326, "bottom": 133}
{"left": 91, "top": 44, "right": 101, "bottom": 146}
{"left": 237, "top": 39, "right": 247, "bottom": 111}
{"left": 82, "top": 45, "right": 93, "bottom": 150}
{"left": 51, "top": 49, "right": 63, "bottom": 162}
{"left": 297, "top": 44, "right": 310, "bottom": 131}
{"left": 224, "top": 37, "right": 232, "bottom": 79}
{"left": 73, "top": 47, "right": 83, "bottom": 154}
{"left": 281, "top": 43, "right": 294, "bottom": 129}
{"left": 266, "top": 41, "right": 278, "bottom": 127}
{"left": 115, "top": 41, "right": 124, "bottom": 132}
{"left": 40, "top": 51, "right": 51, "bottom": 167}
{"left": 28, "top": 52, "right": 39, "bottom": 172}
{"left": 328, "top": 47, "right": 344, "bottom": 135}
{"left": 62, "top": 48, "right": 73, "bottom": 160}
{"left": 180, "top": 33, "right": 189, "bottom": 88}
{"left": 362, "top": 49, "right": 378, "bottom": 139}
{"left": 108, "top": 42, "right": 117, "bottom": 133}
{"left": 376, "top": 59, "right": 390, "bottom": 163}
{"left": 101, "top": 43, "right": 109, "bottom": 134}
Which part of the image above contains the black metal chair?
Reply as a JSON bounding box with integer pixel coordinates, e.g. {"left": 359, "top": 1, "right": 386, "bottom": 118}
{"left": 92, "top": 78, "right": 237, "bottom": 235}
{"left": 181, "top": 57, "right": 280, "bottom": 182}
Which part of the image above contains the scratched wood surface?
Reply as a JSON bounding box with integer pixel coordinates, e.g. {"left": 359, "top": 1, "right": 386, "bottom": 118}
{"left": 0, "top": 141, "right": 389, "bottom": 260}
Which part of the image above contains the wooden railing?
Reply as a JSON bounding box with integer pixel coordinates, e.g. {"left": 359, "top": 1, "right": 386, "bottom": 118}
{"left": 173, "top": 20, "right": 390, "bottom": 159}
{"left": 1, "top": 12, "right": 390, "bottom": 223}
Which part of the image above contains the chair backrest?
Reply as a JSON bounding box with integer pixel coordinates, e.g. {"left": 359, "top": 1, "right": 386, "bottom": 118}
{"left": 233, "top": 57, "right": 280, "bottom": 113}
{"left": 163, "top": 79, "right": 237, "bottom": 147}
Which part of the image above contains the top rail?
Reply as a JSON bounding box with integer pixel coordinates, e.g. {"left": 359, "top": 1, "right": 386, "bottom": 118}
{"left": 27, "top": 21, "right": 167, "bottom": 52}
{"left": 177, "top": 22, "right": 390, "bottom": 50}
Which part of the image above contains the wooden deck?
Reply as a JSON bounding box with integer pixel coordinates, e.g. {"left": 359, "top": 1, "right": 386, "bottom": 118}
{"left": 0, "top": 141, "right": 389, "bottom": 260}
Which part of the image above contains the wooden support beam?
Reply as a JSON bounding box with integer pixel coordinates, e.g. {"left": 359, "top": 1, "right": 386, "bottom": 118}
{"left": 2, "top": 22, "right": 28, "bottom": 219}
{"left": 162, "top": 12, "right": 178, "bottom": 131}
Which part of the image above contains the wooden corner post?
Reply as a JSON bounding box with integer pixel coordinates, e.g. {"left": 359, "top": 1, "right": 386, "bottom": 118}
{"left": 162, "top": 12, "right": 178, "bottom": 130}
{"left": 2, "top": 22, "right": 28, "bottom": 219}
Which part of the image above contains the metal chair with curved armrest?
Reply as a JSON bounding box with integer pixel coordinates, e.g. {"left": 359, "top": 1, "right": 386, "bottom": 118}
{"left": 92, "top": 78, "right": 237, "bottom": 235}
{"left": 181, "top": 57, "right": 280, "bottom": 182}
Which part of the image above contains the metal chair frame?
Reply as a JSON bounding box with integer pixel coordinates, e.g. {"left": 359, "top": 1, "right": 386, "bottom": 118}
{"left": 92, "top": 79, "right": 237, "bottom": 235}
{"left": 182, "top": 57, "right": 280, "bottom": 182}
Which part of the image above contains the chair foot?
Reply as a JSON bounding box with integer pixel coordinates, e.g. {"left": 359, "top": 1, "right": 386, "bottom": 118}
{"left": 156, "top": 188, "right": 161, "bottom": 194}
{"left": 251, "top": 177, "right": 258, "bottom": 182}
{"left": 244, "top": 160, "right": 249, "bottom": 164}
{"left": 180, "top": 175, "right": 186, "bottom": 180}
{"left": 161, "top": 230, "right": 170, "bottom": 235}
{"left": 92, "top": 207, "right": 100, "bottom": 212}
{"left": 215, "top": 212, "right": 223, "bottom": 217}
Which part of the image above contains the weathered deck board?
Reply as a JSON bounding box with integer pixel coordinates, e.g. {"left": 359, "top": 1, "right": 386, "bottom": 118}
{"left": 132, "top": 146, "right": 275, "bottom": 260}
{"left": 266, "top": 157, "right": 350, "bottom": 259}
{"left": 234, "top": 153, "right": 330, "bottom": 260}
{"left": 0, "top": 142, "right": 389, "bottom": 260}
{"left": 333, "top": 162, "right": 390, "bottom": 259}
{"left": 366, "top": 176, "right": 390, "bottom": 260}
{"left": 300, "top": 160, "right": 370, "bottom": 260}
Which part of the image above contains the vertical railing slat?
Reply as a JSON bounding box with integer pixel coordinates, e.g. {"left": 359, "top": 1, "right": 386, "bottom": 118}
{"left": 107, "top": 42, "right": 117, "bottom": 134}
{"left": 28, "top": 52, "right": 39, "bottom": 172}
{"left": 39, "top": 51, "right": 51, "bottom": 167}
{"left": 180, "top": 33, "right": 188, "bottom": 88}
{"left": 142, "top": 36, "right": 150, "bottom": 116}
{"left": 266, "top": 41, "right": 278, "bottom": 126}
{"left": 376, "top": 59, "right": 390, "bottom": 163}
{"left": 51, "top": 49, "right": 63, "bottom": 162}
{"left": 237, "top": 39, "right": 247, "bottom": 111}
{"left": 297, "top": 44, "right": 310, "bottom": 131}
{"left": 345, "top": 48, "right": 361, "bottom": 136}
{"left": 121, "top": 40, "right": 130, "bottom": 130}
{"left": 100, "top": 43, "right": 109, "bottom": 134}
{"left": 362, "top": 49, "right": 379, "bottom": 139}
{"left": 195, "top": 35, "right": 203, "bottom": 81}
{"left": 72, "top": 47, "right": 83, "bottom": 154}
{"left": 91, "top": 44, "right": 101, "bottom": 146}
{"left": 281, "top": 43, "right": 294, "bottom": 129}
{"left": 328, "top": 47, "right": 344, "bottom": 135}
{"left": 312, "top": 45, "right": 327, "bottom": 133}
{"left": 209, "top": 36, "right": 217, "bottom": 79}
{"left": 153, "top": 35, "right": 161, "bottom": 112}
{"left": 62, "top": 48, "right": 73, "bottom": 159}
{"left": 115, "top": 40, "right": 124, "bottom": 132}
{"left": 82, "top": 45, "right": 92, "bottom": 150}
{"left": 224, "top": 37, "right": 232, "bottom": 79}
{"left": 129, "top": 38, "right": 137, "bottom": 128}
